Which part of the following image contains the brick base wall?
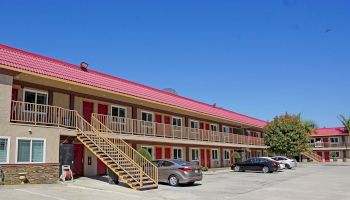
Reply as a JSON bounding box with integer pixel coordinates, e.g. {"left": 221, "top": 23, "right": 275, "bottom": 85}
{"left": 0, "top": 163, "right": 59, "bottom": 185}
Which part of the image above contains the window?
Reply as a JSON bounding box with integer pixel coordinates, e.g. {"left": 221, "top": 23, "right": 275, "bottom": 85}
{"left": 212, "top": 149, "right": 218, "bottom": 160}
{"left": 141, "top": 111, "right": 153, "bottom": 122}
{"left": 111, "top": 106, "right": 127, "bottom": 118}
{"left": 223, "top": 126, "right": 230, "bottom": 135}
{"left": 190, "top": 120, "right": 199, "bottom": 129}
{"left": 191, "top": 148, "right": 200, "bottom": 161}
{"left": 172, "top": 117, "right": 182, "bottom": 127}
{"left": 0, "top": 137, "right": 10, "bottom": 163}
{"left": 331, "top": 151, "right": 340, "bottom": 158}
{"left": 141, "top": 146, "right": 154, "bottom": 159}
{"left": 210, "top": 124, "right": 218, "bottom": 132}
{"left": 17, "top": 138, "right": 45, "bottom": 163}
{"left": 224, "top": 149, "right": 230, "bottom": 160}
{"left": 161, "top": 161, "right": 174, "bottom": 167}
{"left": 329, "top": 137, "right": 339, "bottom": 143}
{"left": 173, "top": 147, "right": 183, "bottom": 160}
{"left": 23, "top": 89, "right": 48, "bottom": 105}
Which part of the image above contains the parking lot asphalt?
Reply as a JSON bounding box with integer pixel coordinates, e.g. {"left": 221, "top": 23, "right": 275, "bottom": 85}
{"left": 1, "top": 163, "right": 350, "bottom": 200}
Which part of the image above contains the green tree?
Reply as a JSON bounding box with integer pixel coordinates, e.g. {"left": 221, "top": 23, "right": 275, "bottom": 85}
{"left": 263, "top": 113, "right": 310, "bottom": 156}
{"left": 302, "top": 120, "right": 318, "bottom": 134}
{"left": 338, "top": 115, "right": 350, "bottom": 133}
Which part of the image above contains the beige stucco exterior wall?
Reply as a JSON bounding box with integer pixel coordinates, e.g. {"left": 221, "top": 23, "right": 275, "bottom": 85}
{"left": 84, "top": 147, "right": 97, "bottom": 176}
{"left": 53, "top": 92, "right": 70, "bottom": 109}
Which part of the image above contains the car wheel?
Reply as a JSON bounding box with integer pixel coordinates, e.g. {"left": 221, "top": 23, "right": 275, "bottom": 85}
{"left": 285, "top": 164, "right": 291, "bottom": 169}
{"left": 234, "top": 166, "right": 241, "bottom": 172}
{"left": 262, "top": 166, "right": 270, "bottom": 173}
{"left": 169, "top": 175, "right": 179, "bottom": 187}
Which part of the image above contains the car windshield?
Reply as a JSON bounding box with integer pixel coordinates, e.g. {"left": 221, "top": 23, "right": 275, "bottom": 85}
{"left": 171, "top": 160, "right": 192, "bottom": 167}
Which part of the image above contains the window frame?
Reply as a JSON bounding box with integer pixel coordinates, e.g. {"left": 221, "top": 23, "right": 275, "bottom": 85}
{"left": 172, "top": 147, "right": 183, "bottom": 160}
{"left": 210, "top": 124, "right": 218, "bottom": 132}
{"left": 15, "top": 137, "right": 46, "bottom": 164}
{"left": 23, "top": 88, "right": 48, "bottom": 105}
{"left": 222, "top": 126, "right": 230, "bottom": 135}
{"left": 141, "top": 145, "right": 154, "bottom": 159}
{"left": 190, "top": 148, "right": 200, "bottom": 161}
{"left": 211, "top": 149, "right": 219, "bottom": 160}
{"left": 0, "top": 136, "right": 10, "bottom": 164}
{"left": 141, "top": 111, "right": 154, "bottom": 129}
{"left": 189, "top": 120, "right": 199, "bottom": 129}
{"left": 223, "top": 149, "right": 230, "bottom": 160}
{"left": 329, "top": 137, "right": 339, "bottom": 143}
{"left": 111, "top": 105, "right": 128, "bottom": 125}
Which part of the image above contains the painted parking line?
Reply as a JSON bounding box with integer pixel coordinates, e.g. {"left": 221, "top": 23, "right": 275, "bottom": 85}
{"left": 14, "top": 189, "right": 67, "bottom": 200}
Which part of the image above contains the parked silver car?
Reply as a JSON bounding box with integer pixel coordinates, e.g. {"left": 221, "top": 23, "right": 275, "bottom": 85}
{"left": 271, "top": 156, "right": 297, "bottom": 169}
{"left": 153, "top": 160, "right": 203, "bottom": 186}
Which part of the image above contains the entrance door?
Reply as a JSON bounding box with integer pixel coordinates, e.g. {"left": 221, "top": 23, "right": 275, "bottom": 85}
{"left": 98, "top": 104, "right": 108, "bottom": 115}
{"left": 206, "top": 149, "right": 211, "bottom": 168}
{"left": 324, "top": 151, "right": 330, "bottom": 162}
{"left": 83, "top": 101, "right": 94, "bottom": 123}
{"left": 73, "top": 144, "right": 84, "bottom": 176}
{"left": 164, "top": 147, "right": 171, "bottom": 159}
{"left": 156, "top": 147, "right": 163, "bottom": 159}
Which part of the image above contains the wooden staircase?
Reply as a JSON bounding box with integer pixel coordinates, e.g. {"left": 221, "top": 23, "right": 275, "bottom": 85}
{"left": 302, "top": 151, "right": 323, "bottom": 162}
{"left": 75, "top": 114, "right": 158, "bottom": 190}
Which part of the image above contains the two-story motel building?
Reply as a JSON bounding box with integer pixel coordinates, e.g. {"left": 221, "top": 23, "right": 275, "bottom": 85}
{"left": 309, "top": 127, "right": 349, "bottom": 162}
{"left": 0, "top": 44, "right": 267, "bottom": 187}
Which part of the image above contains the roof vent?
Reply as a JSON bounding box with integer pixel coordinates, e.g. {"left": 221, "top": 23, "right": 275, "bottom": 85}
{"left": 162, "top": 88, "right": 178, "bottom": 95}
{"left": 80, "top": 62, "right": 89, "bottom": 70}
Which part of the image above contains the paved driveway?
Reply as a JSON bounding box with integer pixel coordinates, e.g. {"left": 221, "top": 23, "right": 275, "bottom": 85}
{"left": 1, "top": 163, "right": 350, "bottom": 200}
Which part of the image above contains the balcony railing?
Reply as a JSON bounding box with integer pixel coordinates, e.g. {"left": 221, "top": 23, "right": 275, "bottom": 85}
{"left": 10, "top": 101, "right": 77, "bottom": 128}
{"left": 93, "top": 113, "right": 265, "bottom": 146}
{"left": 309, "top": 142, "right": 348, "bottom": 148}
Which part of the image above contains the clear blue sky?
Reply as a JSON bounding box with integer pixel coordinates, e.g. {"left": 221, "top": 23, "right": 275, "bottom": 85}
{"left": 1, "top": 0, "right": 349, "bottom": 127}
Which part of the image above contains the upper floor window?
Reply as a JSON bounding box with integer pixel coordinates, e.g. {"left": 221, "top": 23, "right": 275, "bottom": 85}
{"left": 0, "top": 137, "right": 10, "bottom": 164}
{"left": 223, "top": 126, "right": 230, "bottom": 135}
{"left": 172, "top": 117, "right": 182, "bottom": 127}
{"left": 190, "top": 120, "right": 199, "bottom": 129}
{"left": 17, "top": 138, "right": 45, "bottom": 163}
{"left": 141, "top": 111, "right": 153, "bottom": 122}
{"left": 210, "top": 124, "right": 218, "bottom": 132}
{"left": 111, "top": 106, "right": 127, "bottom": 118}
{"left": 329, "top": 137, "right": 339, "bottom": 143}
{"left": 23, "top": 89, "right": 48, "bottom": 105}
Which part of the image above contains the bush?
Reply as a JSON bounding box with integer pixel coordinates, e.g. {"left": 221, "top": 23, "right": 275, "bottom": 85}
{"left": 137, "top": 148, "right": 152, "bottom": 161}
{"left": 201, "top": 166, "right": 209, "bottom": 172}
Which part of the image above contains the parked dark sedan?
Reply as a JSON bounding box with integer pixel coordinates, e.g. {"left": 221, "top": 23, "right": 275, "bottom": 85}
{"left": 231, "top": 157, "right": 279, "bottom": 173}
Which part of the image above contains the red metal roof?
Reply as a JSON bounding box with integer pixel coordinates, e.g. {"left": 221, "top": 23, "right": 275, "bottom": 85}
{"left": 311, "top": 127, "right": 348, "bottom": 137}
{"left": 0, "top": 44, "right": 267, "bottom": 128}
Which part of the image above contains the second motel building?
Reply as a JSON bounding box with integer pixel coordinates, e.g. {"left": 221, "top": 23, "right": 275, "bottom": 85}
{"left": 0, "top": 44, "right": 267, "bottom": 182}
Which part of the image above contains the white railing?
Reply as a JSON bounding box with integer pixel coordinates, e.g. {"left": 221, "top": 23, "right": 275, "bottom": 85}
{"left": 93, "top": 113, "right": 265, "bottom": 146}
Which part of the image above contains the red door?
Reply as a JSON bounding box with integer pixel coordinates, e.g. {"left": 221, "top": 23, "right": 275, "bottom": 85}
{"left": 324, "top": 151, "right": 330, "bottom": 162}
{"left": 200, "top": 122, "right": 204, "bottom": 129}
{"left": 164, "top": 147, "right": 171, "bottom": 159}
{"left": 83, "top": 101, "right": 94, "bottom": 122}
{"left": 156, "top": 147, "right": 163, "bottom": 159}
{"left": 164, "top": 116, "right": 171, "bottom": 124}
{"left": 206, "top": 149, "right": 211, "bottom": 168}
{"left": 74, "top": 144, "right": 84, "bottom": 176}
{"left": 200, "top": 149, "right": 206, "bottom": 167}
{"left": 98, "top": 104, "right": 108, "bottom": 115}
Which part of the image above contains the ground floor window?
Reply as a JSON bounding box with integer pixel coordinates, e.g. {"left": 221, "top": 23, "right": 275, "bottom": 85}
{"left": 17, "top": 138, "right": 45, "bottom": 163}
{"left": 173, "top": 147, "right": 183, "bottom": 160}
{"left": 212, "top": 149, "right": 218, "bottom": 160}
{"left": 224, "top": 149, "right": 230, "bottom": 160}
{"left": 191, "top": 148, "right": 199, "bottom": 161}
{"left": 330, "top": 151, "right": 340, "bottom": 158}
{"left": 141, "top": 146, "right": 154, "bottom": 159}
{"left": 0, "top": 137, "right": 10, "bottom": 163}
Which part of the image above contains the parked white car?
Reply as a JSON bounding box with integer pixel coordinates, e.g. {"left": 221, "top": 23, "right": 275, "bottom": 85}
{"left": 271, "top": 156, "right": 297, "bottom": 169}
